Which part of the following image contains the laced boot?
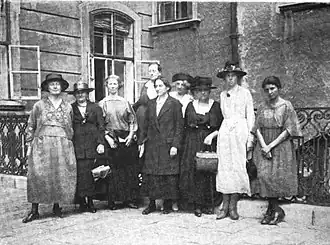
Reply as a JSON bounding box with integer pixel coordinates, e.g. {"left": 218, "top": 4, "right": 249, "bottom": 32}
{"left": 22, "top": 203, "right": 39, "bottom": 223}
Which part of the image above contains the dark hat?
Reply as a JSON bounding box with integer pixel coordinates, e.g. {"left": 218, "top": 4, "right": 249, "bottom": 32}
{"left": 172, "top": 73, "right": 193, "bottom": 84}
{"left": 68, "top": 81, "right": 94, "bottom": 94}
{"left": 41, "top": 73, "right": 69, "bottom": 92}
{"left": 216, "top": 61, "right": 247, "bottom": 79}
{"left": 192, "top": 76, "right": 217, "bottom": 90}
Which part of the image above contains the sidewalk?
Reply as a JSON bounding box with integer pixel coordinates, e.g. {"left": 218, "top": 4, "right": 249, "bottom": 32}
{"left": 1, "top": 174, "right": 330, "bottom": 245}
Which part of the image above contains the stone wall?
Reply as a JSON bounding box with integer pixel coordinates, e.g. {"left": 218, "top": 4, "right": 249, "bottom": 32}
{"left": 238, "top": 3, "right": 330, "bottom": 108}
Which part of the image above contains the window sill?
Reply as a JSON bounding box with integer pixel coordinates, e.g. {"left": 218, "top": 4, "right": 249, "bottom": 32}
{"left": 149, "top": 18, "right": 201, "bottom": 36}
{"left": 278, "top": 3, "right": 329, "bottom": 13}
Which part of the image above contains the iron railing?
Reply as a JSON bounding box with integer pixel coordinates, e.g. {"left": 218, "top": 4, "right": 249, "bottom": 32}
{"left": 1, "top": 108, "right": 330, "bottom": 206}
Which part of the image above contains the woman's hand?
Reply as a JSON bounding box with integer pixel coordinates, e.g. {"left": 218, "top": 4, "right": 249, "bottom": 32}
{"left": 96, "top": 144, "right": 105, "bottom": 154}
{"left": 105, "top": 135, "right": 117, "bottom": 149}
{"left": 170, "top": 147, "right": 178, "bottom": 157}
{"left": 124, "top": 133, "right": 134, "bottom": 147}
{"left": 204, "top": 134, "right": 214, "bottom": 145}
{"left": 138, "top": 144, "right": 145, "bottom": 158}
{"left": 261, "top": 145, "right": 272, "bottom": 159}
{"left": 26, "top": 146, "right": 32, "bottom": 157}
{"left": 247, "top": 150, "right": 253, "bottom": 160}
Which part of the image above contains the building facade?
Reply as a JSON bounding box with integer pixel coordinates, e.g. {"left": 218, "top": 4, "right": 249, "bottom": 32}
{"left": 0, "top": 1, "right": 329, "bottom": 111}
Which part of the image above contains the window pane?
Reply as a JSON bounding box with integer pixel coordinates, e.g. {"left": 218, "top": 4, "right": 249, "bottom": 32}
{"left": 164, "top": 2, "right": 174, "bottom": 22}
{"left": 11, "top": 47, "right": 38, "bottom": 71}
{"left": 94, "top": 59, "right": 105, "bottom": 102}
{"left": 114, "top": 14, "right": 132, "bottom": 38}
{"left": 114, "top": 61, "right": 126, "bottom": 97}
{"left": 115, "top": 37, "right": 124, "bottom": 56}
{"left": 94, "top": 34, "right": 103, "bottom": 54}
{"left": 176, "top": 2, "right": 188, "bottom": 19}
{"left": 94, "top": 14, "right": 112, "bottom": 34}
{"left": 107, "top": 34, "right": 112, "bottom": 55}
{"left": 14, "top": 73, "right": 38, "bottom": 97}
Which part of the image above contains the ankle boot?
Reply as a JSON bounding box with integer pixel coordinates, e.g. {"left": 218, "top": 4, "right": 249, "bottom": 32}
{"left": 229, "top": 193, "right": 240, "bottom": 220}
{"left": 53, "top": 203, "right": 63, "bottom": 218}
{"left": 162, "top": 199, "right": 172, "bottom": 214}
{"left": 261, "top": 200, "right": 275, "bottom": 225}
{"left": 142, "top": 200, "right": 156, "bottom": 215}
{"left": 87, "top": 197, "right": 97, "bottom": 213}
{"left": 216, "top": 194, "right": 230, "bottom": 220}
{"left": 22, "top": 203, "right": 39, "bottom": 223}
{"left": 79, "top": 197, "right": 88, "bottom": 212}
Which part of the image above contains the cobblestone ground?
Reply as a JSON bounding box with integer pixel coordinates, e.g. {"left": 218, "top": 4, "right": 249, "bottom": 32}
{"left": 1, "top": 188, "right": 330, "bottom": 245}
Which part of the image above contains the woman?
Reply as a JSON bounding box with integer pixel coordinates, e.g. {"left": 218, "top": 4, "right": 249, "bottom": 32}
{"left": 215, "top": 61, "right": 255, "bottom": 220}
{"left": 138, "top": 76, "right": 184, "bottom": 215}
{"left": 70, "top": 81, "right": 105, "bottom": 213}
{"left": 169, "top": 73, "right": 194, "bottom": 117}
{"left": 251, "top": 76, "right": 302, "bottom": 225}
{"left": 179, "top": 76, "right": 223, "bottom": 217}
{"left": 99, "top": 75, "right": 139, "bottom": 210}
{"left": 22, "top": 73, "right": 77, "bottom": 223}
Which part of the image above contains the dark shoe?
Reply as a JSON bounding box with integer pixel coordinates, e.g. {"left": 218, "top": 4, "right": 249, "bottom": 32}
{"left": 87, "top": 197, "right": 97, "bottom": 213}
{"left": 269, "top": 207, "right": 285, "bottom": 225}
{"left": 107, "top": 201, "right": 118, "bottom": 210}
{"left": 87, "top": 206, "right": 97, "bottom": 213}
{"left": 53, "top": 207, "right": 63, "bottom": 218}
{"left": 22, "top": 212, "right": 39, "bottom": 223}
{"left": 142, "top": 204, "right": 156, "bottom": 215}
{"left": 261, "top": 213, "right": 275, "bottom": 225}
{"left": 79, "top": 204, "right": 87, "bottom": 213}
{"left": 162, "top": 209, "right": 171, "bottom": 214}
{"left": 229, "top": 209, "right": 239, "bottom": 220}
{"left": 216, "top": 209, "right": 228, "bottom": 220}
{"left": 202, "top": 207, "right": 214, "bottom": 215}
{"left": 126, "top": 202, "right": 138, "bottom": 209}
{"left": 194, "top": 208, "right": 202, "bottom": 217}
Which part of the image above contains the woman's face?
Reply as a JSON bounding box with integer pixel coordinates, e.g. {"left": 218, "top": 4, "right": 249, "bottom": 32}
{"left": 225, "top": 72, "right": 238, "bottom": 89}
{"left": 155, "top": 79, "right": 169, "bottom": 97}
{"left": 175, "top": 80, "right": 188, "bottom": 95}
{"left": 195, "top": 88, "right": 211, "bottom": 102}
{"left": 107, "top": 78, "right": 119, "bottom": 95}
{"left": 48, "top": 81, "right": 62, "bottom": 95}
{"left": 148, "top": 64, "right": 161, "bottom": 80}
{"left": 263, "top": 84, "right": 279, "bottom": 102}
{"left": 75, "top": 91, "right": 88, "bottom": 104}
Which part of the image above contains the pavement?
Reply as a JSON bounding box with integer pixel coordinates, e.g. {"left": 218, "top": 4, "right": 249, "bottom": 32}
{"left": 1, "top": 174, "right": 330, "bottom": 245}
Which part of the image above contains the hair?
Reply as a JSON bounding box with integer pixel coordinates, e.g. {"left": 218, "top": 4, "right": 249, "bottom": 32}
{"left": 104, "top": 74, "right": 123, "bottom": 88}
{"left": 262, "top": 76, "right": 282, "bottom": 89}
{"left": 148, "top": 62, "right": 162, "bottom": 73}
{"left": 154, "top": 75, "right": 171, "bottom": 92}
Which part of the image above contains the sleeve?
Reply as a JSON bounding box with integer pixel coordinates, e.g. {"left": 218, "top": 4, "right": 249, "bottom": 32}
{"left": 172, "top": 100, "right": 184, "bottom": 150}
{"left": 25, "top": 103, "right": 39, "bottom": 143}
{"left": 95, "top": 104, "right": 105, "bottom": 145}
{"left": 210, "top": 101, "right": 223, "bottom": 130}
{"left": 137, "top": 100, "right": 150, "bottom": 145}
{"left": 245, "top": 90, "right": 256, "bottom": 149}
{"left": 283, "top": 101, "right": 302, "bottom": 137}
{"left": 126, "top": 101, "right": 138, "bottom": 132}
{"left": 133, "top": 83, "right": 148, "bottom": 111}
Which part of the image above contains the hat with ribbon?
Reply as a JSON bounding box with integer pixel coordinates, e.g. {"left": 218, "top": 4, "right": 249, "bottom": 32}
{"left": 68, "top": 81, "right": 94, "bottom": 94}
{"left": 191, "top": 76, "right": 217, "bottom": 90}
{"left": 216, "top": 61, "right": 247, "bottom": 79}
{"left": 41, "top": 73, "right": 69, "bottom": 92}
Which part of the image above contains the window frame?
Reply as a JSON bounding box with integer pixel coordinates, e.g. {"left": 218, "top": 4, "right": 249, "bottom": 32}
{"left": 157, "top": 1, "right": 193, "bottom": 25}
{"left": 8, "top": 44, "right": 41, "bottom": 100}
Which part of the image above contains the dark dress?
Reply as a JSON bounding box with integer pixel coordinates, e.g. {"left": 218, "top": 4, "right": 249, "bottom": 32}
{"left": 71, "top": 101, "right": 105, "bottom": 198}
{"left": 251, "top": 99, "right": 302, "bottom": 197}
{"left": 139, "top": 95, "right": 184, "bottom": 200}
{"left": 99, "top": 95, "right": 139, "bottom": 202}
{"left": 179, "top": 101, "right": 223, "bottom": 206}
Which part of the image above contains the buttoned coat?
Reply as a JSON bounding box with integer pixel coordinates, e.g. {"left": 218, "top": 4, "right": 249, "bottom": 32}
{"left": 139, "top": 95, "right": 184, "bottom": 175}
{"left": 72, "top": 101, "right": 105, "bottom": 159}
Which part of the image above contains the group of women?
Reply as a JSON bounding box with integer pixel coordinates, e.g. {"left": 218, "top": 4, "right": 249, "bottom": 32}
{"left": 22, "top": 60, "right": 301, "bottom": 227}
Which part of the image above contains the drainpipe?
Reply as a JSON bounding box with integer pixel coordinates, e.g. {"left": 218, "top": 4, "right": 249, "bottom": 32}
{"left": 229, "top": 2, "right": 239, "bottom": 63}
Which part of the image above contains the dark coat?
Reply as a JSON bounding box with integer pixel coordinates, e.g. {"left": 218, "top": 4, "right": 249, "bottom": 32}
{"left": 139, "top": 95, "right": 184, "bottom": 175}
{"left": 72, "top": 101, "right": 105, "bottom": 159}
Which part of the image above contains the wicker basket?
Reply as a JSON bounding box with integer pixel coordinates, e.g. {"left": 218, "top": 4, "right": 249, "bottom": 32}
{"left": 195, "top": 151, "right": 218, "bottom": 172}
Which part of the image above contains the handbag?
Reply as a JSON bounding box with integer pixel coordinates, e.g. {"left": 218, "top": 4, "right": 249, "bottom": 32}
{"left": 195, "top": 145, "right": 218, "bottom": 173}
{"left": 91, "top": 158, "right": 111, "bottom": 182}
{"left": 246, "top": 159, "right": 257, "bottom": 181}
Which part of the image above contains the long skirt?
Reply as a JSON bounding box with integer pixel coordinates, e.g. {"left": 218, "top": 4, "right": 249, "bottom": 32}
{"left": 76, "top": 159, "right": 95, "bottom": 197}
{"left": 141, "top": 174, "right": 179, "bottom": 200}
{"left": 27, "top": 136, "right": 77, "bottom": 204}
{"left": 107, "top": 142, "right": 140, "bottom": 202}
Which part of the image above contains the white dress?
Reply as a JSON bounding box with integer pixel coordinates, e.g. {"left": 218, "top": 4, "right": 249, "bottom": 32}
{"left": 216, "top": 85, "right": 255, "bottom": 195}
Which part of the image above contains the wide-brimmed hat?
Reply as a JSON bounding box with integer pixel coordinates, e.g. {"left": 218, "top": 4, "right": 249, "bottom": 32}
{"left": 172, "top": 73, "right": 193, "bottom": 84}
{"left": 216, "top": 61, "right": 247, "bottom": 79}
{"left": 68, "top": 81, "right": 94, "bottom": 94}
{"left": 41, "top": 73, "right": 69, "bottom": 92}
{"left": 191, "top": 76, "right": 217, "bottom": 90}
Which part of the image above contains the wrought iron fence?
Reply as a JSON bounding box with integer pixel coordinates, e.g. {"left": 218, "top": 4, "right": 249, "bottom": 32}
{"left": 1, "top": 108, "right": 330, "bottom": 206}
{"left": 0, "top": 113, "right": 29, "bottom": 176}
